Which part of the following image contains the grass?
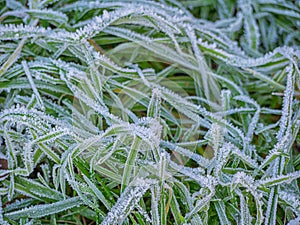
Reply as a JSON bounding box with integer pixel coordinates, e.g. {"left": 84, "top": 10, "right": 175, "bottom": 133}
{"left": 0, "top": 0, "right": 299, "bottom": 224}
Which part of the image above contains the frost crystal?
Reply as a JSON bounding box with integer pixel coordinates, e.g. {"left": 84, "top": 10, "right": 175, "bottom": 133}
{"left": 1, "top": 0, "right": 299, "bottom": 224}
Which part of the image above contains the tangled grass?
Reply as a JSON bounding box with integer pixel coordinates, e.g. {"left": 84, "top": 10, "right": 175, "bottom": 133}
{"left": 0, "top": 0, "right": 300, "bottom": 224}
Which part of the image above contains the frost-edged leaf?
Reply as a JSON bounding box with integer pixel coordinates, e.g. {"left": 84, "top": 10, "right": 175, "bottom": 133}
{"left": 264, "top": 187, "right": 278, "bottom": 225}
{"left": 101, "top": 179, "right": 153, "bottom": 225}
{"left": 82, "top": 174, "right": 111, "bottom": 210}
{"left": 22, "top": 60, "right": 45, "bottom": 110}
{"left": 258, "top": 171, "right": 300, "bottom": 187}
{"left": 25, "top": 9, "right": 68, "bottom": 25}
{"left": 147, "top": 88, "right": 161, "bottom": 118}
{"left": 185, "top": 188, "right": 215, "bottom": 221}
{"left": 259, "top": 136, "right": 290, "bottom": 170}
{"left": 265, "top": 63, "right": 296, "bottom": 225}
{"left": 121, "top": 136, "right": 141, "bottom": 191}
{"left": 5, "top": 197, "right": 82, "bottom": 219}
{"left": 276, "top": 64, "right": 295, "bottom": 141}
{"left": 3, "top": 125, "right": 17, "bottom": 169}
{"left": 5, "top": 176, "right": 64, "bottom": 201}
{"left": 231, "top": 146, "right": 259, "bottom": 169}
{"left": 239, "top": 0, "right": 260, "bottom": 53}
{"left": 236, "top": 189, "right": 253, "bottom": 225}
{"left": 8, "top": 174, "right": 15, "bottom": 201}
{"left": 214, "top": 200, "right": 231, "bottom": 225}
{"left": 0, "top": 39, "right": 26, "bottom": 77}
{"left": 242, "top": 68, "right": 285, "bottom": 90}
{"left": 0, "top": 24, "right": 48, "bottom": 40}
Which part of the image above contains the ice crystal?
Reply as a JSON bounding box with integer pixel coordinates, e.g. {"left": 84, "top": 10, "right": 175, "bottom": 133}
{"left": 1, "top": 0, "right": 299, "bottom": 224}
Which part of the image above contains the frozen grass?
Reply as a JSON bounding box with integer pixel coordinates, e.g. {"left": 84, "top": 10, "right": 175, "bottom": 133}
{"left": 0, "top": 0, "right": 300, "bottom": 224}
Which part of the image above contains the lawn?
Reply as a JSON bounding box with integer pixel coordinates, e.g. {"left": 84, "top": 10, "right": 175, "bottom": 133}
{"left": 0, "top": 0, "right": 299, "bottom": 224}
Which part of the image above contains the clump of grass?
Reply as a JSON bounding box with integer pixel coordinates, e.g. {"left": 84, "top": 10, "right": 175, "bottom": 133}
{"left": 0, "top": 0, "right": 299, "bottom": 224}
